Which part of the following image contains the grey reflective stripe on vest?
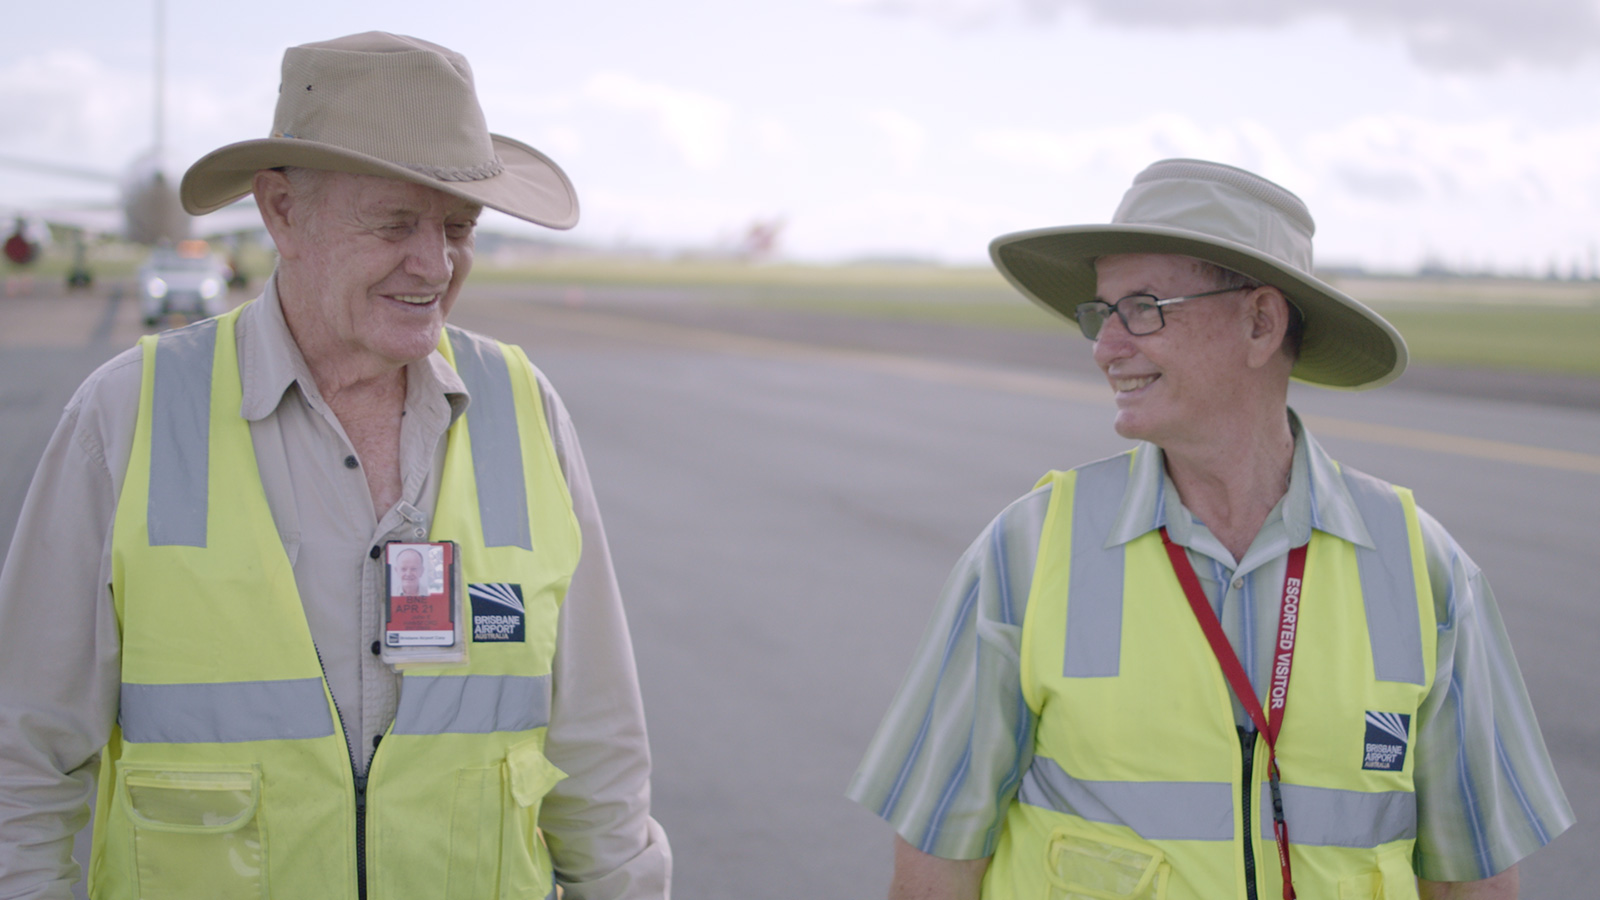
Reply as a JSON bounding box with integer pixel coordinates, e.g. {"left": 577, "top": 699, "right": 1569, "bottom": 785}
{"left": 1341, "top": 468, "right": 1427, "bottom": 685}
{"left": 448, "top": 329, "right": 532, "bottom": 551}
{"left": 1018, "top": 754, "right": 1233, "bottom": 841}
{"left": 120, "top": 678, "right": 335, "bottom": 743}
{"left": 1266, "top": 783, "right": 1417, "bottom": 847}
{"left": 143, "top": 323, "right": 532, "bottom": 551}
{"left": 1063, "top": 455, "right": 1130, "bottom": 677}
{"left": 391, "top": 674, "right": 550, "bottom": 735}
{"left": 147, "top": 319, "right": 219, "bottom": 547}
{"left": 1022, "top": 755, "right": 1417, "bottom": 848}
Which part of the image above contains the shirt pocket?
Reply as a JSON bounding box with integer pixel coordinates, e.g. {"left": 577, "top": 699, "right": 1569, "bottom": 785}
{"left": 116, "top": 764, "right": 265, "bottom": 900}
{"left": 1044, "top": 825, "right": 1170, "bottom": 900}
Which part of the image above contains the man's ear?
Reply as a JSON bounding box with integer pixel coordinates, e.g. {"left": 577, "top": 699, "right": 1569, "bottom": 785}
{"left": 252, "top": 169, "right": 301, "bottom": 259}
{"left": 1244, "top": 286, "right": 1292, "bottom": 370}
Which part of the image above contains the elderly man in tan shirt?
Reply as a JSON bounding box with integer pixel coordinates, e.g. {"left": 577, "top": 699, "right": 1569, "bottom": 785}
{"left": 0, "top": 33, "right": 669, "bottom": 900}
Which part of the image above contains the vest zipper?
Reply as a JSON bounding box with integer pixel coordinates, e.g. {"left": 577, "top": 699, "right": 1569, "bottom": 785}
{"left": 1239, "top": 726, "right": 1259, "bottom": 900}
{"left": 312, "top": 644, "right": 365, "bottom": 900}
{"left": 354, "top": 771, "right": 368, "bottom": 900}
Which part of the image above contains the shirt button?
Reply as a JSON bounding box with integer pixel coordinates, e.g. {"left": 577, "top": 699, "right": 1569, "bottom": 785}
{"left": 370, "top": 640, "right": 381, "bottom": 656}
{"left": 344, "top": 455, "right": 359, "bottom": 469}
{"left": 414, "top": 528, "right": 426, "bottom": 538}
{"left": 369, "top": 545, "right": 381, "bottom": 560}
{"left": 1231, "top": 577, "right": 1244, "bottom": 590}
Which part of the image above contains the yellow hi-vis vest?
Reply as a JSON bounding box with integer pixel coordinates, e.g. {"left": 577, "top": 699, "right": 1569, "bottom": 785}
{"left": 91, "top": 306, "right": 581, "bottom": 900}
{"left": 983, "top": 449, "right": 1436, "bottom": 900}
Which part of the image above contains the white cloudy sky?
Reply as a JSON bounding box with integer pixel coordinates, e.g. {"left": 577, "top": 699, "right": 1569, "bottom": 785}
{"left": 3, "top": 0, "right": 1599, "bottom": 272}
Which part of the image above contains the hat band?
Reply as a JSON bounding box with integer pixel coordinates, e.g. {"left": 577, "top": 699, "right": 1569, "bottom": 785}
{"left": 401, "top": 157, "right": 504, "bottom": 183}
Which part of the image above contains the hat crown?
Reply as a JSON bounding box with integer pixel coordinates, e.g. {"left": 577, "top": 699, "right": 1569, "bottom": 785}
{"left": 270, "top": 31, "right": 500, "bottom": 179}
{"left": 1113, "top": 158, "right": 1315, "bottom": 274}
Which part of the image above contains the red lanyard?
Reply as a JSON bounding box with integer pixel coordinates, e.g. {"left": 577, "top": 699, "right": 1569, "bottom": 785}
{"left": 1160, "top": 527, "right": 1307, "bottom": 900}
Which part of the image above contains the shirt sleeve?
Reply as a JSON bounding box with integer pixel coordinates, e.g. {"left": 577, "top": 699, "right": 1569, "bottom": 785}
{"left": 1410, "top": 509, "right": 1574, "bottom": 882}
{"left": 0, "top": 352, "right": 141, "bottom": 900}
{"left": 534, "top": 374, "right": 672, "bottom": 900}
{"left": 845, "top": 486, "right": 1050, "bottom": 860}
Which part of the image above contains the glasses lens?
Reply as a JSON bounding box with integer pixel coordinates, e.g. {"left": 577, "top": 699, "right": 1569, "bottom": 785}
{"left": 1122, "top": 295, "right": 1162, "bottom": 335}
{"left": 1073, "top": 303, "right": 1107, "bottom": 340}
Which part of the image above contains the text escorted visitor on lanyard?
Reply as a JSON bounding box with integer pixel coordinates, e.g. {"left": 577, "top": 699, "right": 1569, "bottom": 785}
{"left": 1160, "top": 527, "right": 1308, "bottom": 900}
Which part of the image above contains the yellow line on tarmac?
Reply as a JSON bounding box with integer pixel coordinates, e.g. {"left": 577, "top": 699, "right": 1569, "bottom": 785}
{"left": 1297, "top": 415, "right": 1600, "bottom": 475}
{"left": 526, "top": 306, "right": 1600, "bottom": 476}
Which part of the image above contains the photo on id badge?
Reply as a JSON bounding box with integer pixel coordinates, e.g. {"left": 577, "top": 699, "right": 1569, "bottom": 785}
{"left": 385, "top": 542, "right": 454, "bottom": 647}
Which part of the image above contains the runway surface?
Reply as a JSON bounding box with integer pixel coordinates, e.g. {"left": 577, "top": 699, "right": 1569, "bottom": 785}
{"left": 1, "top": 276, "right": 1593, "bottom": 898}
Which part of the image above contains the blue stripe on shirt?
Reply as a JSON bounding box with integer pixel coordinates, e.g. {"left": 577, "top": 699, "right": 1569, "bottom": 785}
{"left": 880, "top": 577, "right": 983, "bottom": 819}
{"left": 992, "top": 515, "right": 1016, "bottom": 627}
{"left": 922, "top": 723, "right": 975, "bottom": 852}
{"left": 1493, "top": 728, "right": 1549, "bottom": 845}
{"left": 1451, "top": 667, "right": 1494, "bottom": 878}
{"left": 985, "top": 509, "right": 1033, "bottom": 854}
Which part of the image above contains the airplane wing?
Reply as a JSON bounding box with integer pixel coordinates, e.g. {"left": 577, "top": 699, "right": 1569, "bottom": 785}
{"left": 8, "top": 204, "right": 125, "bottom": 237}
{"left": 0, "top": 153, "right": 118, "bottom": 185}
{"left": 192, "top": 198, "right": 264, "bottom": 239}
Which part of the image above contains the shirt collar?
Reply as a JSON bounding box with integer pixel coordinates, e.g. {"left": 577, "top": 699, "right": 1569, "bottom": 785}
{"left": 1104, "top": 409, "right": 1374, "bottom": 551}
{"left": 236, "top": 271, "right": 469, "bottom": 423}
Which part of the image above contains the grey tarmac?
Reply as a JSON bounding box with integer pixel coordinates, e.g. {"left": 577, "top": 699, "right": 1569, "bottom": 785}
{"left": 0, "top": 277, "right": 1591, "bottom": 899}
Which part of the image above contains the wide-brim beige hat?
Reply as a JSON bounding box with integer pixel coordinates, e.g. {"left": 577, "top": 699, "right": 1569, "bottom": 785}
{"left": 990, "top": 158, "right": 1406, "bottom": 389}
{"left": 181, "top": 32, "right": 577, "bottom": 230}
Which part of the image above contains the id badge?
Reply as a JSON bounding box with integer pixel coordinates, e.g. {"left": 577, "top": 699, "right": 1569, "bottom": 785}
{"left": 384, "top": 541, "right": 458, "bottom": 647}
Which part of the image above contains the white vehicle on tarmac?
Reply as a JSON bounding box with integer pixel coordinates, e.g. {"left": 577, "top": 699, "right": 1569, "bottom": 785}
{"left": 138, "top": 240, "right": 232, "bottom": 327}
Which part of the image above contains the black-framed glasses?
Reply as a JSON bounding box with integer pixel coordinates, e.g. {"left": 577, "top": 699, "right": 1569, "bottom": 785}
{"left": 1071, "top": 286, "right": 1251, "bottom": 341}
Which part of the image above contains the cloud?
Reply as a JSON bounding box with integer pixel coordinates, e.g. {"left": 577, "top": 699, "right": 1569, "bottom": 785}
{"left": 583, "top": 72, "right": 733, "bottom": 171}
{"left": 833, "top": 0, "right": 1600, "bottom": 71}
{"left": 753, "top": 116, "right": 799, "bottom": 158}
{"left": 963, "top": 110, "right": 1600, "bottom": 271}
{"left": 787, "top": 188, "right": 1026, "bottom": 260}
{"left": 1302, "top": 114, "right": 1600, "bottom": 211}
{"left": 0, "top": 51, "right": 146, "bottom": 163}
{"left": 862, "top": 109, "right": 927, "bottom": 173}
{"left": 971, "top": 113, "right": 1295, "bottom": 179}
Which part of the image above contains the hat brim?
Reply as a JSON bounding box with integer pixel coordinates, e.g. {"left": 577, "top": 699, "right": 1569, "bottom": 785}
{"left": 180, "top": 133, "right": 578, "bottom": 230}
{"left": 989, "top": 224, "right": 1407, "bottom": 390}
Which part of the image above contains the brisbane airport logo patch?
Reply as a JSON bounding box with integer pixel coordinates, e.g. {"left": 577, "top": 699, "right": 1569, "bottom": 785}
{"left": 470, "top": 583, "right": 525, "bottom": 643}
{"left": 1362, "top": 711, "right": 1411, "bottom": 771}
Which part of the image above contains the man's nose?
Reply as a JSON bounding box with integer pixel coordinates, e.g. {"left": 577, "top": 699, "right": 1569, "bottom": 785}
{"left": 404, "top": 222, "right": 454, "bottom": 283}
{"left": 1091, "top": 310, "right": 1136, "bottom": 367}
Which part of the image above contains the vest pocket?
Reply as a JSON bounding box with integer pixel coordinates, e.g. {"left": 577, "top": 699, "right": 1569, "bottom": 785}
{"left": 1044, "top": 826, "right": 1170, "bottom": 900}
{"left": 444, "top": 766, "right": 502, "bottom": 900}
{"left": 500, "top": 737, "right": 568, "bottom": 900}
{"left": 1338, "top": 848, "right": 1419, "bottom": 900}
{"left": 443, "top": 739, "right": 567, "bottom": 900}
{"left": 116, "top": 764, "right": 264, "bottom": 900}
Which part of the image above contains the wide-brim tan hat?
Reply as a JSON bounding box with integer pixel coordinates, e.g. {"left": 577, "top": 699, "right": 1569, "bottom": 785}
{"left": 181, "top": 32, "right": 577, "bottom": 230}
{"left": 990, "top": 158, "right": 1406, "bottom": 389}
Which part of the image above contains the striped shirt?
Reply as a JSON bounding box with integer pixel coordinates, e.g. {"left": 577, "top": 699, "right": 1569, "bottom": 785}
{"left": 846, "top": 414, "right": 1572, "bottom": 882}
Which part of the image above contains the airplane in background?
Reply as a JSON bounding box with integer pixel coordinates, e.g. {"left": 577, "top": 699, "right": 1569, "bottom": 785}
{"left": 0, "top": 0, "right": 260, "bottom": 288}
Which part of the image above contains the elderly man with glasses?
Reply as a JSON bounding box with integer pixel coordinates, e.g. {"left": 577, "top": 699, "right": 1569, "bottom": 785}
{"left": 848, "top": 159, "right": 1570, "bottom": 900}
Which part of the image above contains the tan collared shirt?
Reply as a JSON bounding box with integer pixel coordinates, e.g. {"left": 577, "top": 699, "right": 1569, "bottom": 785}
{"left": 0, "top": 278, "right": 670, "bottom": 899}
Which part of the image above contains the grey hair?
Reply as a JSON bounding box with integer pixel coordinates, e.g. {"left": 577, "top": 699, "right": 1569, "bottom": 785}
{"left": 276, "top": 165, "right": 330, "bottom": 212}
{"left": 1194, "top": 260, "right": 1304, "bottom": 361}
